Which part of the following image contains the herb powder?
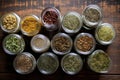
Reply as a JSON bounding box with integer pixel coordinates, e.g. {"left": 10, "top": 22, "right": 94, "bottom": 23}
{"left": 97, "top": 26, "right": 114, "bottom": 41}
{"left": 63, "top": 55, "right": 81, "bottom": 72}
{"left": 38, "top": 55, "right": 58, "bottom": 73}
{"left": 84, "top": 8, "right": 100, "bottom": 22}
{"left": 88, "top": 52, "right": 110, "bottom": 72}
{"left": 63, "top": 14, "right": 80, "bottom": 30}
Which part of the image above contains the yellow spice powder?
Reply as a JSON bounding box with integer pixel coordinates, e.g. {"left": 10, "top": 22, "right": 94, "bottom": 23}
{"left": 21, "top": 16, "right": 39, "bottom": 33}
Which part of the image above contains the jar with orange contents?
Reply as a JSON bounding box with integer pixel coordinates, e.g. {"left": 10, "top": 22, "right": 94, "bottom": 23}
{"left": 20, "top": 15, "right": 41, "bottom": 36}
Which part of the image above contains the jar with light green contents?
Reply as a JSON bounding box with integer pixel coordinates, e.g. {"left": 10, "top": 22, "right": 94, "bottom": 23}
{"left": 95, "top": 23, "right": 116, "bottom": 45}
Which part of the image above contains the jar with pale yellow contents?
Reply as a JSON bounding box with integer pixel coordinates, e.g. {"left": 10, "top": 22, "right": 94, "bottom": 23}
{"left": 20, "top": 15, "right": 41, "bottom": 36}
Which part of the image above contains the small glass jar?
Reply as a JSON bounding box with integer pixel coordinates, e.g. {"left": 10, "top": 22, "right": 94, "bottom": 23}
{"left": 82, "top": 5, "right": 102, "bottom": 29}
{"left": 41, "top": 7, "right": 61, "bottom": 31}
{"left": 51, "top": 33, "right": 73, "bottom": 55}
{"left": 62, "top": 11, "right": 83, "bottom": 33}
{"left": 3, "top": 34, "right": 25, "bottom": 55}
{"left": 20, "top": 15, "right": 41, "bottom": 36}
{"left": 31, "top": 34, "right": 50, "bottom": 53}
{"left": 0, "top": 12, "right": 21, "bottom": 33}
{"left": 87, "top": 50, "right": 111, "bottom": 73}
{"left": 37, "top": 52, "right": 59, "bottom": 75}
{"left": 13, "top": 52, "right": 36, "bottom": 74}
{"left": 95, "top": 23, "right": 116, "bottom": 45}
{"left": 61, "top": 53, "right": 83, "bottom": 75}
{"left": 74, "top": 33, "right": 96, "bottom": 55}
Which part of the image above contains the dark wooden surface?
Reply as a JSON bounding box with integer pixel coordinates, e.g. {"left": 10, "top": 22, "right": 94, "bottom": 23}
{"left": 0, "top": 0, "right": 120, "bottom": 80}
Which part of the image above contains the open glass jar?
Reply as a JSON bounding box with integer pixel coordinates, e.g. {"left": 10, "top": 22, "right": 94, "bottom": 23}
{"left": 41, "top": 7, "right": 61, "bottom": 31}
{"left": 82, "top": 5, "right": 102, "bottom": 29}
{"left": 3, "top": 34, "right": 25, "bottom": 55}
{"left": 62, "top": 11, "right": 83, "bottom": 33}
{"left": 13, "top": 52, "right": 36, "bottom": 74}
{"left": 20, "top": 15, "right": 41, "bottom": 36}
{"left": 0, "top": 12, "right": 21, "bottom": 33}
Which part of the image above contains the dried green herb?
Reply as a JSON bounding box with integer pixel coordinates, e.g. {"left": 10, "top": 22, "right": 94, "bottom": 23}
{"left": 63, "top": 14, "right": 80, "bottom": 30}
{"left": 63, "top": 55, "right": 81, "bottom": 72}
{"left": 5, "top": 36, "right": 23, "bottom": 53}
{"left": 38, "top": 55, "right": 58, "bottom": 73}
{"left": 88, "top": 52, "right": 110, "bottom": 72}
{"left": 84, "top": 8, "right": 100, "bottom": 22}
{"left": 97, "top": 26, "right": 114, "bottom": 41}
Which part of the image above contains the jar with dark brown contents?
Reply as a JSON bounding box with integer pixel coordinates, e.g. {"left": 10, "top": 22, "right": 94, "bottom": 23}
{"left": 13, "top": 52, "right": 36, "bottom": 74}
{"left": 41, "top": 7, "right": 61, "bottom": 31}
{"left": 74, "top": 33, "right": 96, "bottom": 55}
{"left": 51, "top": 33, "right": 73, "bottom": 55}
{"left": 82, "top": 5, "right": 102, "bottom": 29}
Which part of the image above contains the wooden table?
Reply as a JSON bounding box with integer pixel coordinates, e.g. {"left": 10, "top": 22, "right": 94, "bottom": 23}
{"left": 0, "top": 0, "right": 120, "bottom": 80}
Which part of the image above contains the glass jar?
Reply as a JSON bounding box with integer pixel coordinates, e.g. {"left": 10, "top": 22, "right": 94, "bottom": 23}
{"left": 0, "top": 12, "right": 20, "bottom": 33}
{"left": 87, "top": 50, "right": 111, "bottom": 73}
{"left": 20, "top": 15, "right": 41, "bottom": 36}
{"left": 62, "top": 11, "right": 83, "bottom": 33}
{"left": 74, "top": 33, "right": 96, "bottom": 55}
{"left": 82, "top": 5, "right": 102, "bottom": 29}
{"left": 95, "top": 23, "right": 116, "bottom": 45}
{"left": 31, "top": 34, "right": 50, "bottom": 53}
{"left": 3, "top": 34, "right": 25, "bottom": 55}
{"left": 37, "top": 52, "right": 59, "bottom": 75}
{"left": 41, "top": 7, "right": 61, "bottom": 31}
{"left": 61, "top": 53, "right": 83, "bottom": 75}
{"left": 13, "top": 52, "right": 36, "bottom": 74}
{"left": 51, "top": 33, "right": 73, "bottom": 55}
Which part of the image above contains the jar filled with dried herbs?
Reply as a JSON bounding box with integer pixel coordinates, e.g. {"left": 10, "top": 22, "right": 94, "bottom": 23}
{"left": 31, "top": 34, "right": 50, "bottom": 53}
{"left": 1, "top": 12, "right": 20, "bottom": 33}
{"left": 21, "top": 15, "right": 41, "bottom": 36}
{"left": 62, "top": 11, "right": 82, "bottom": 33}
{"left": 82, "top": 5, "right": 102, "bottom": 29}
{"left": 87, "top": 50, "right": 111, "bottom": 73}
{"left": 41, "top": 7, "right": 61, "bottom": 31}
{"left": 3, "top": 34, "right": 25, "bottom": 55}
{"left": 61, "top": 53, "right": 83, "bottom": 75}
{"left": 74, "top": 33, "right": 96, "bottom": 55}
{"left": 37, "top": 52, "right": 59, "bottom": 74}
{"left": 13, "top": 52, "right": 36, "bottom": 74}
{"left": 51, "top": 33, "right": 73, "bottom": 55}
{"left": 95, "top": 23, "right": 115, "bottom": 45}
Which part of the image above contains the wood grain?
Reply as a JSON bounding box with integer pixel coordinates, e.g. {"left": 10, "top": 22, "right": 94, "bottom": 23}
{"left": 0, "top": 0, "right": 120, "bottom": 80}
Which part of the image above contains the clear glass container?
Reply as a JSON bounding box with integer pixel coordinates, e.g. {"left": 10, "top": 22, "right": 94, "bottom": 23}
{"left": 82, "top": 5, "right": 102, "bottom": 29}
{"left": 41, "top": 7, "right": 61, "bottom": 31}
{"left": 31, "top": 34, "right": 50, "bottom": 53}
{"left": 61, "top": 53, "right": 83, "bottom": 75}
{"left": 20, "top": 15, "right": 41, "bottom": 36}
{"left": 13, "top": 52, "right": 36, "bottom": 74}
{"left": 3, "top": 34, "right": 25, "bottom": 55}
{"left": 87, "top": 50, "right": 111, "bottom": 73}
{"left": 37, "top": 52, "right": 59, "bottom": 75}
{"left": 95, "top": 23, "right": 116, "bottom": 45}
{"left": 62, "top": 11, "right": 83, "bottom": 33}
{"left": 0, "top": 12, "right": 21, "bottom": 33}
{"left": 51, "top": 33, "right": 73, "bottom": 55}
{"left": 74, "top": 33, "right": 96, "bottom": 55}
